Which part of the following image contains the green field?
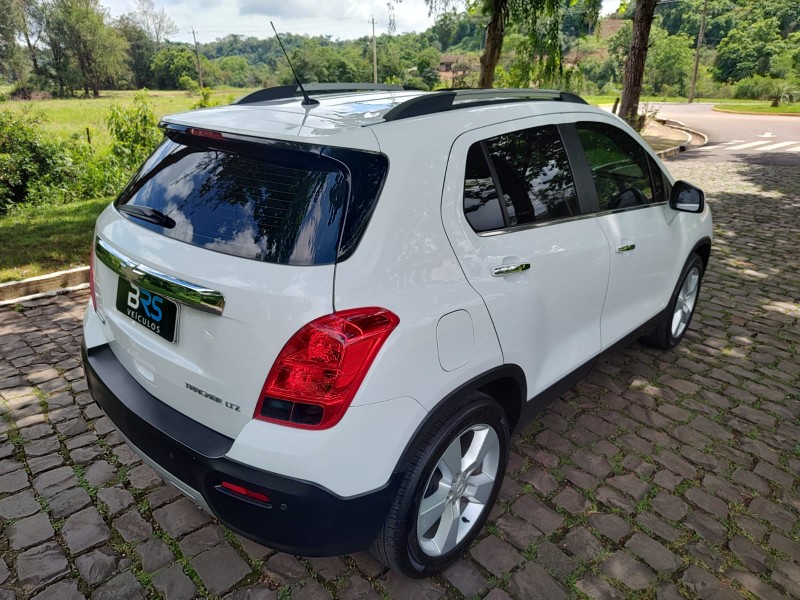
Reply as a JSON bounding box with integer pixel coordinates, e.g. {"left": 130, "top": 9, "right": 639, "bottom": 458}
{"left": 1, "top": 88, "right": 255, "bottom": 149}
{"left": 714, "top": 102, "right": 800, "bottom": 114}
{"left": 0, "top": 196, "right": 110, "bottom": 282}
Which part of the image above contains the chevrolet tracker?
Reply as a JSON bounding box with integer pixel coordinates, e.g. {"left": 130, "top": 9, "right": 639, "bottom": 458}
{"left": 82, "top": 84, "right": 711, "bottom": 576}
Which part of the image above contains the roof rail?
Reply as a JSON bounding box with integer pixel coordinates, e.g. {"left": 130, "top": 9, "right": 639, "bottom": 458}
{"left": 233, "top": 83, "right": 416, "bottom": 105}
{"left": 382, "top": 88, "right": 588, "bottom": 122}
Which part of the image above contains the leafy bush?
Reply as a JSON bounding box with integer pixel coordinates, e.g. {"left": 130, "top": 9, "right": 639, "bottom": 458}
{"left": 0, "top": 108, "right": 81, "bottom": 211}
{"left": 106, "top": 90, "right": 162, "bottom": 168}
{"left": 192, "top": 87, "right": 221, "bottom": 109}
{"left": 735, "top": 75, "right": 800, "bottom": 105}
{"left": 179, "top": 74, "right": 199, "bottom": 93}
{"left": 734, "top": 76, "right": 782, "bottom": 100}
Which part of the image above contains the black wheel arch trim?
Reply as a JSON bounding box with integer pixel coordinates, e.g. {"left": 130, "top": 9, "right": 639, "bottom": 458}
{"left": 392, "top": 364, "right": 526, "bottom": 476}
{"left": 690, "top": 236, "right": 712, "bottom": 268}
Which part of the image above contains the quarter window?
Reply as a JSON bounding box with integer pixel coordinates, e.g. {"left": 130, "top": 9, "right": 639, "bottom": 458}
{"left": 462, "top": 125, "right": 579, "bottom": 232}
{"left": 463, "top": 144, "right": 506, "bottom": 232}
{"left": 576, "top": 122, "right": 655, "bottom": 211}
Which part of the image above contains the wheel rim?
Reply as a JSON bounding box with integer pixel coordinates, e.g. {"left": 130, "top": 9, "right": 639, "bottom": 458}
{"left": 416, "top": 424, "right": 500, "bottom": 557}
{"left": 672, "top": 266, "right": 700, "bottom": 339}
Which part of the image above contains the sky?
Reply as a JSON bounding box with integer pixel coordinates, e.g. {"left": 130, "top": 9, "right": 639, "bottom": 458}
{"left": 102, "top": 0, "right": 623, "bottom": 45}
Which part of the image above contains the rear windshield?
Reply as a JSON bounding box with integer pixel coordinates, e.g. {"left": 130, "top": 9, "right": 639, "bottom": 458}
{"left": 114, "top": 137, "right": 350, "bottom": 266}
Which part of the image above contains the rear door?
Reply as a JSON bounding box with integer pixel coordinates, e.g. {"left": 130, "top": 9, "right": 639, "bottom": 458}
{"left": 91, "top": 132, "right": 359, "bottom": 439}
{"left": 441, "top": 117, "right": 611, "bottom": 398}
{"left": 568, "top": 117, "right": 679, "bottom": 346}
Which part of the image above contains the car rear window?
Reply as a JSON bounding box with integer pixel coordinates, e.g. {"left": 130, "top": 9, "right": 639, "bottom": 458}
{"left": 114, "top": 136, "right": 352, "bottom": 266}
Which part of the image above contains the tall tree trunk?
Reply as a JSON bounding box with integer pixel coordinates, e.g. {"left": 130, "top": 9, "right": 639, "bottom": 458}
{"left": 618, "top": 0, "right": 658, "bottom": 128}
{"left": 478, "top": 0, "right": 506, "bottom": 89}
{"left": 22, "top": 31, "right": 40, "bottom": 75}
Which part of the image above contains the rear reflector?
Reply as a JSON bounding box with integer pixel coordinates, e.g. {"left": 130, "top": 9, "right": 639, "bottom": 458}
{"left": 220, "top": 481, "right": 270, "bottom": 503}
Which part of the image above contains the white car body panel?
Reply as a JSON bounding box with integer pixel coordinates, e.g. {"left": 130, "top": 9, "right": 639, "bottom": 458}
{"left": 225, "top": 396, "right": 427, "bottom": 496}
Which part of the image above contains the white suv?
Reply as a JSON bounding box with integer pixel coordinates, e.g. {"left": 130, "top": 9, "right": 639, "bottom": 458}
{"left": 82, "top": 84, "right": 712, "bottom": 577}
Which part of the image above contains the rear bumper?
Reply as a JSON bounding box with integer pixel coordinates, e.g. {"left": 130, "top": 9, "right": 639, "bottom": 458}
{"left": 82, "top": 342, "right": 397, "bottom": 556}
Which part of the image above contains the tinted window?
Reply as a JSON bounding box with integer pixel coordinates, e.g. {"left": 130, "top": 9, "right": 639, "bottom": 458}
{"left": 485, "top": 126, "right": 579, "bottom": 227}
{"left": 115, "top": 138, "right": 349, "bottom": 266}
{"left": 463, "top": 144, "right": 506, "bottom": 232}
{"left": 576, "top": 122, "right": 655, "bottom": 211}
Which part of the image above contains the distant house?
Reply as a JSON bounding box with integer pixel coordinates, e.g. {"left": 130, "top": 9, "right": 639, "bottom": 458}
{"left": 439, "top": 54, "right": 468, "bottom": 83}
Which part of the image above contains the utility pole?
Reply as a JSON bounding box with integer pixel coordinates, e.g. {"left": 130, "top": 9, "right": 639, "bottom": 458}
{"left": 191, "top": 27, "right": 204, "bottom": 89}
{"left": 369, "top": 16, "right": 377, "bottom": 84}
{"left": 688, "top": 0, "right": 709, "bottom": 103}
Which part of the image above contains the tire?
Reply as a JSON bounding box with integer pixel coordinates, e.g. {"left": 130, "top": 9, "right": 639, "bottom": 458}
{"left": 371, "top": 391, "right": 510, "bottom": 577}
{"left": 640, "top": 252, "right": 704, "bottom": 350}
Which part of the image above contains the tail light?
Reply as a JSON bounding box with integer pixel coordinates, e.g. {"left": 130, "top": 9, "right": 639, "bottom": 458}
{"left": 254, "top": 307, "right": 400, "bottom": 430}
{"left": 89, "top": 244, "right": 97, "bottom": 310}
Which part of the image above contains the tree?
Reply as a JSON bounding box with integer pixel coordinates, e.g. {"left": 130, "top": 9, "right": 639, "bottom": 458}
{"left": 618, "top": 0, "right": 658, "bottom": 127}
{"left": 216, "top": 55, "right": 250, "bottom": 87}
{"left": 53, "top": 0, "right": 129, "bottom": 96}
{"left": 644, "top": 31, "right": 693, "bottom": 95}
{"left": 150, "top": 46, "right": 198, "bottom": 88}
{"left": 132, "top": 0, "right": 176, "bottom": 46}
{"left": 115, "top": 14, "right": 155, "bottom": 88}
{"left": 0, "top": 0, "right": 31, "bottom": 94}
{"left": 715, "top": 18, "right": 785, "bottom": 81}
{"left": 407, "top": 0, "right": 601, "bottom": 88}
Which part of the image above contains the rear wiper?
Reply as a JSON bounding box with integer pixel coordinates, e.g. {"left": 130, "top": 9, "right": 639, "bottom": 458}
{"left": 118, "top": 205, "right": 176, "bottom": 229}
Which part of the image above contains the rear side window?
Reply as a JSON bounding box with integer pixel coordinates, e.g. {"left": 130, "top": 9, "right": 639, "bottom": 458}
{"left": 576, "top": 122, "right": 655, "bottom": 211}
{"left": 462, "top": 125, "right": 579, "bottom": 232}
{"left": 115, "top": 137, "right": 349, "bottom": 266}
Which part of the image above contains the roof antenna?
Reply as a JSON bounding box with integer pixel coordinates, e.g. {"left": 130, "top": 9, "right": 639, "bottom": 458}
{"left": 271, "top": 21, "right": 319, "bottom": 107}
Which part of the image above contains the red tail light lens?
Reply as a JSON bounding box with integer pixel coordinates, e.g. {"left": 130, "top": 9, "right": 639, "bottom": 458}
{"left": 89, "top": 244, "right": 97, "bottom": 310}
{"left": 254, "top": 307, "right": 400, "bottom": 430}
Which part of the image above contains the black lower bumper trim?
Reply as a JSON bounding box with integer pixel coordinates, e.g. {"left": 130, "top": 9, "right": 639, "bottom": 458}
{"left": 82, "top": 342, "right": 396, "bottom": 556}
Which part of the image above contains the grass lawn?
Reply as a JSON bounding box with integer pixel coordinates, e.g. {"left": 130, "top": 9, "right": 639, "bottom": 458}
{"left": 0, "top": 197, "right": 110, "bottom": 283}
{"left": 714, "top": 102, "right": 800, "bottom": 114}
{"left": 1, "top": 87, "right": 257, "bottom": 150}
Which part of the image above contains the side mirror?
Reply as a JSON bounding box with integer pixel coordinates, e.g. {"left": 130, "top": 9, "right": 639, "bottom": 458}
{"left": 670, "top": 180, "right": 705, "bottom": 213}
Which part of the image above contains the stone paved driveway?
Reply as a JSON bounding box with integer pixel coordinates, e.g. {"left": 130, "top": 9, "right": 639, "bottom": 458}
{"left": 1, "top": 154, "right": 799, "bottom": 600}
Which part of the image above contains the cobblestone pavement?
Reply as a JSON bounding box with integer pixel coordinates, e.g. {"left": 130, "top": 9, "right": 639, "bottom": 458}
{"left": 1, "top": 154, "right": 799, "bottom": 600}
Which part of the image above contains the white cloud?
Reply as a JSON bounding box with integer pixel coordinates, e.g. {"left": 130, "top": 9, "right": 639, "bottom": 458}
{"left": 103, "top": 0, "right": 436, "bottom": 43}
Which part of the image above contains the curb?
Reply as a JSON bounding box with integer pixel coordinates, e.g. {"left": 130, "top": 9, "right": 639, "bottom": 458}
{"left": 712, "top": 106, "right": 800, "bottom": 117}
{"left": 656, "top": 145, "right": 687, "bottom": 159}
{"left": 0, "top": 266, "right": 89, "bottom": 303}
{"left": 0, "top": 283, "right": 90, "bottom": 308}
{"left": 655, "top": 117, "right": 709, "bottom": 146}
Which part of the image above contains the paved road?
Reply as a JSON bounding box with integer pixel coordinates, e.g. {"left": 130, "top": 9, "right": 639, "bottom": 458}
{"left": 651, "top": 103, "right": 800, "bottom": 162}
{"left": 0, "top": 152, "right": 799, "bottom": 599}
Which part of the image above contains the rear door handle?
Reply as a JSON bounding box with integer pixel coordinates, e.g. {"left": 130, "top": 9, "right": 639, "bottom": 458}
{"left": 491, "top": 263, "right": 531, "bottom": 277}
{"left": 616, "top": 243, "right": 636, "bottom": 253}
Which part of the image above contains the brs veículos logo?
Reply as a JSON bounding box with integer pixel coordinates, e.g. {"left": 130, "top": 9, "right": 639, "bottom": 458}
{"left": 126, "top": 283, "right": 163, "bottom": 334}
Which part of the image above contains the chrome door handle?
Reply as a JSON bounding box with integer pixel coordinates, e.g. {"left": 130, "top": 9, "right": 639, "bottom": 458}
{"left": 616, "top": 243, "right": 636, "bottom": 253}
{"left": 491, "top": 263, "right": 530, "bottom": 277}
